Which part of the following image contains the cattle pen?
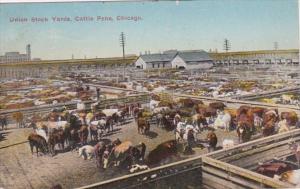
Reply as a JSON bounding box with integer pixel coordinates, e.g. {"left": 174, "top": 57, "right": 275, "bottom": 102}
{"left": 77, "top": 129, "right": 300, "bottom": 189}
{"left": 0, "top": 93, "right": 150, "bottom": 124}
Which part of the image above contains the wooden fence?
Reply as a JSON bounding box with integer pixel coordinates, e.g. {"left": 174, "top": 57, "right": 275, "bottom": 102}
{"left": 77, "top": 129, "right": 300, "bottom": 189}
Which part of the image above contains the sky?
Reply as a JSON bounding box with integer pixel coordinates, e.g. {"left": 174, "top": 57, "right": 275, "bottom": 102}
{"left": 0, "top": 0, "right": 299, "bottom": 60}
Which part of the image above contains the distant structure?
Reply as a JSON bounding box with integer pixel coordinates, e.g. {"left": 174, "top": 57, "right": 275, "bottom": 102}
{"left": 223, "top": 39, "right": 231, "bottom": 52}
{"left": 0, "top": 44, "right": 38, "bottom": 64}
{"left": 274, "top": 42, "right": 279, "bottom": 50}
{"left": 135, "top": 50, "right": 214, "bottom": 70}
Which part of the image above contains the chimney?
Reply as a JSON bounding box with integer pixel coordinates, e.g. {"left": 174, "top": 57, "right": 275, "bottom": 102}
{"left": 26, "top": 44, "right": 31, "bottom": 60}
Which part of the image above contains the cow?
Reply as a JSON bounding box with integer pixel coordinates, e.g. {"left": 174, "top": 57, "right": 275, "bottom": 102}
{"left": 129, "top": 164, "right": 150, "bottom": 173}
{"left": 213, "top": 110, "right": 231, "bottom": 131}
{"left": 28, "top": 133, "right": 48, "bottom": 156}
{"left": 78, "top": 145, "right": 95, "bottom": 160}
{"left": 94, "top": 141, "right": 107, "bottom": 168}
{"left": 281, "top": 111, "right": 299, "bottom": 126}
{"left": 262, "top": 110, "right": 278, "bottom": 137}
{"left": 146, "top": 140, "right": 178, "bottom": 166}
{"left": 206, "top": 131, "right": 218, "bottom": 152}
{"left": 192, "top": 114, "right": 208, "bottom": 131}
{"left": 209, "top": 102, "right": 226, "bottom": 110}
{"left": 137, "top": 117, "right": 150, "bottom": 134}
{"left": 103, "top": 141, "right": 143, "bottom": 169}
{"left": 237, "top": 122, "right": 252, "bottom": 143}
{"left": 274, "top": 169, "right": 300, "bottom": 186}
{"left": 48, "top": 128, "right": 65, "bottom": 156}
{"left": 78, "top": 125, "right": 89, "bottom": 145}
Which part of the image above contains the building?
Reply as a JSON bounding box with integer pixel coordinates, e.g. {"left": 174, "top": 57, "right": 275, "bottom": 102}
{"left": 135, "top": 50, "right": 213, "bottom": 70}
{"left": 171, "top": 50, "right": 214, "bottom": 69}
{"left": 135, "top": 51, "right": 177, "bottom": 69}
{"left": 0, "top": 44, "right": 32, "bottom": 64}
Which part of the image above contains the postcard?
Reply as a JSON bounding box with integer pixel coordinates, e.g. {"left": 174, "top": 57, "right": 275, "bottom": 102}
{"left": 0, "top": 1, "right": 299, "bottom": 189}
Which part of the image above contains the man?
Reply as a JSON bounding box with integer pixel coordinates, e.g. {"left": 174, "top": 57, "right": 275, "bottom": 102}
{"left": 0, "top": 115, "right": 4, "bottom": 131}
{"left": 96, "top": 88, "right": 100, "bottom": 100}
{"left": 186, "top": 129, "right": 195, "bottom": 154}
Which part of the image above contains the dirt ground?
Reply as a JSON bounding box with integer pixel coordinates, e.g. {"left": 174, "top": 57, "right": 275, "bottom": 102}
{"left": 0, "top": 120, "right": 239, "bottom": 189}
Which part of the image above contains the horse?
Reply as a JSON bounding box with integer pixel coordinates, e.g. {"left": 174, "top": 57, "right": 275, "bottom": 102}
{"left": 28, "top": 133, "right": 48, "bottom": 156}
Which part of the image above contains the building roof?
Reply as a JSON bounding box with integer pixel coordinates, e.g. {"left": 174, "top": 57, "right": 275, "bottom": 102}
{"left": 177, "top": 50, "right": 213, "bottom": 62}
{"left": 140, "top": 53, "right": 176, "bottom": 63}
{"left": 139, "top": 50, "right": 212, "bottom": 64}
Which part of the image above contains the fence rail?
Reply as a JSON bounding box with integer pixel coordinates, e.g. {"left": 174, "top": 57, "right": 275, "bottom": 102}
{"left": 76, "top": 129, "right": 300, "bottom": 189}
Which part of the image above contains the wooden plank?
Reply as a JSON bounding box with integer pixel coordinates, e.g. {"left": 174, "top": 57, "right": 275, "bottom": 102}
{"left": 232, "top": 146, "right": 292, "bottom": 168}
{"left": 221, "top": 136, "right": 300, "bottom": 163}
{"left": 202, "top": 157, "right": 292, "bottom": 188}
{"left": 202, "top": 166, "right": 261, "bottom": 189}
{"left": 202, "top": 172, "right": 249, "bottom": 189}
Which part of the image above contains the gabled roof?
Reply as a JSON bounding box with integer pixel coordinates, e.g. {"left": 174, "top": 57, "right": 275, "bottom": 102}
{"left": 177, "top": 50, "right": 212, "bottom": 62}
{"left": 140, "top": 53, "right": 176, "bottom": 63}
{"left": 138, "top": 50, "right": 212, "bottom": 63}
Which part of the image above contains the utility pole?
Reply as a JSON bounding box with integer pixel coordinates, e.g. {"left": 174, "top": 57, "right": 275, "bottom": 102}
{"left": 274, "top": 42, "right": 278, "bottom": 50}
{"left": 223, "top": 39, "right": 231, "bottom": 66}
{"left": 223, "top": 38, "right": 231, "bottom": 52}
{"left": 120, "top": 32, "right": 126, "bottom": 81}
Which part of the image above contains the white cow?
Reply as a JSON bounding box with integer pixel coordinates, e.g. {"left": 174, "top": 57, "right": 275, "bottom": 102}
{"left": 150, "top": 100, "right": 160, "bottom": 111}
{"left": 35, "top": 128, "right": 48, "bottom": 142}
{"left": 78, "top": 145, "right": 95, "bottom": 160}
{"left": 77, "top": 103, "right": 86, "bottom": 110}
{"left": 129, "top": 164, "right": 150, "bottom": 173}
{"left": 274, "top": 169, "right": 300, "bottom": 186}
{"left": 153, "top": 107, "right": 170, "bottom": 114}
{"left": 222, "top": 139, "right": 235, "bottom": 149}
{"left": 213, "top": 111, "right": 231, "bottom": 131}
{"left": 102, "top": 109, "right": 119, "bottom": 117}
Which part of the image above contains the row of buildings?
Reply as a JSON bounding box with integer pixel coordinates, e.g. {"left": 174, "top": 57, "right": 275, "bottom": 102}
{"left": 135, "top": 49, "right": 299, "bottom": 70}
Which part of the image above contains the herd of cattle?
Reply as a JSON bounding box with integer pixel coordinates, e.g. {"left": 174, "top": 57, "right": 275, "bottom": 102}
{"left": 26, "top": 97, "right": 300, "bottom": 176}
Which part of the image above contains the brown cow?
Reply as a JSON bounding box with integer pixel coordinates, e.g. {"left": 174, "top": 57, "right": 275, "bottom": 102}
{"left": 206, "top": 131, "right": 218, "bottom": 152}
{"left": 209, "top": 102, "right": 226, "bottom": 110}
{"left": 137, "top": 117, "right": 150, "bottom": 134}
{"left": 78, "top": 125, "right": 89, "bottom": 145}
{"left": 281, "top": 111, "right": 298, "bottom": 126}
{"left": 146, "top": 140, "right": 178, "bottom": 166}
{"left": 28, "top": 133, "right": 48, "bottom": 156}
{"left": 48, "top": 128, "right": 65, "bottom": 156}
{"left": 262, "top": 110, "right": 278, "bottom": 137}
{"left": 197, "top": 104, "right": 217, "bottom": 117}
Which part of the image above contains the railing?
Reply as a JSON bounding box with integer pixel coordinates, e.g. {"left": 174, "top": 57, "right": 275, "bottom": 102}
{"left": 173, "top": 93, "right": 300, "bottom": 111}
{"left": 231, "top": 86, "right": 300, "bottom": 100}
